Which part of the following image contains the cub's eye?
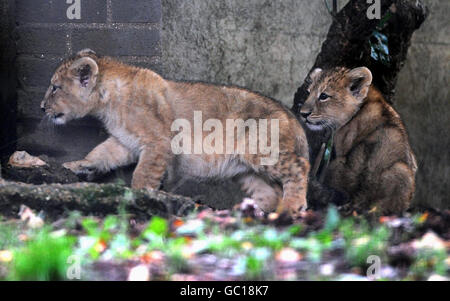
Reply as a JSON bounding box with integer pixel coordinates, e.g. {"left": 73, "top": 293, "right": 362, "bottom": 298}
{"left": 51, "top": 85, "right": 60, "bottom": 94}
{"left": 318, "top": 93, "right": 330, "bottom": 101}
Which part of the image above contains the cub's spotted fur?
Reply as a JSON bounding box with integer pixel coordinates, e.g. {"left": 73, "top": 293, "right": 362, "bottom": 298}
{"left": 41, "top": 49, "right": 310, "bottom": 218}
{"left": 300, "top": 67, "right": 417, "bottom": 214}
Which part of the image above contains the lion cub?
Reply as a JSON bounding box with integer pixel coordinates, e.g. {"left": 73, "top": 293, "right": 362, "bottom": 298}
{"left": 41, "top": 49, "right": 310, "bottom": 218}
{"left": 300, "top": 67, "right": 417, "bottom": 214}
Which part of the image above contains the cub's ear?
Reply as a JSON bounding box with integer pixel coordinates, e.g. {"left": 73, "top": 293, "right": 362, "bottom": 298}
{"left": 347, "top": 67, "right": 372, "bottom": 101}
{"left": 69, "top": 57, "right": 99, "bottom": 89}
{"left": 309, "top": 68, "right": 323, "bottom": 82}
{"left": 77, "top": 48, "right": 96, "bottom": 57}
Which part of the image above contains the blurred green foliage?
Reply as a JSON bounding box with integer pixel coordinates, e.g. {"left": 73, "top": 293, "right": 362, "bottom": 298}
{"left": 8, "top": 228, "right": 75, "bottom": 281}
{"left": 0, "top": 204, "right": 447, "bottom": 281}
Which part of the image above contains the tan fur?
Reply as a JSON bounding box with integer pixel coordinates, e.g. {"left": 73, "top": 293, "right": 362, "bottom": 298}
{"left": 300, "top": 67, "right": 417, "bottom": 214}
{"left": 41, "top": 49, "right": 310, "bottom": 218}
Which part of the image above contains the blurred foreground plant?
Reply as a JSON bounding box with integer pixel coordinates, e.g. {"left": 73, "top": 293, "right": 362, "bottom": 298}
{"left": 8, "top": 228, "right": 75, "bottom": 281}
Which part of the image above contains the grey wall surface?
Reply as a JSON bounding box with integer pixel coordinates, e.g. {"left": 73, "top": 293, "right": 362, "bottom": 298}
{"left": 162, "top": 0, "right": 336, "bottom": 105}
{"left": 162, "top": 0, "right": 449, "bottom": 209}
{"left": 395, "top": 0, "right": 450, "bottom": 209}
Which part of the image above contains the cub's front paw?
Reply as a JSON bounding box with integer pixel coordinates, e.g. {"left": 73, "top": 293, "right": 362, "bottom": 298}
{"left": 62, "top": 160, "right": 96, "bottom": 180}
{"left": 277, "top": 199, "right": 307, "bottom": 221}
{"left": 288, "top": 205, "right": 307, "bottom": 221}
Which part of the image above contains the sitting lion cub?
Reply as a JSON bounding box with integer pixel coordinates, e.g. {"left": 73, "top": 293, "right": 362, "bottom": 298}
{"left": 300, "top": 67, "right": 417, "bottom": 214}
{"left": 41, "top": 49, "right": 310, "bottom": 218}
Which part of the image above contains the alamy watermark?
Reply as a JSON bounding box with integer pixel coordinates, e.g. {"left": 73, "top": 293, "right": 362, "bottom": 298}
{"left": 66, "top": 0, "right": 81, "bottom": 20}
{"left": 367, "top": 0, "right": 381, "bottom": 20}
{"left": 66, "top": 255, "right": 81, "bottom": 280}
{"left": 366, "top": 255, "right": 381, "bottom": 280}
{"left": 170, "top": 111, "right": 280, "bottom": 166}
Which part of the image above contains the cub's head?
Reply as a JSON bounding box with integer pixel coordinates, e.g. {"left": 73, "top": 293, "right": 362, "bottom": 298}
{"left": 40, "top": 49, "right": 99, "bottom": 124}
{"left": 300, "top": 67, "right": 373, "bottom": 131}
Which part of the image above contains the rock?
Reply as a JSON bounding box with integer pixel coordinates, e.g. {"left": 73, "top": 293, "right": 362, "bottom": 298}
{"left": 8, "top": 151, "right": 47, "bottom": 168}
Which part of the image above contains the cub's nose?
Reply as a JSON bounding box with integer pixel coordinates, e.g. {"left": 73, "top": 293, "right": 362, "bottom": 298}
{"left": 41, "top": 106, "right": 46, "bottom": 112}
{"left": 300, "top": 111, "right": 311, "bottom": 119}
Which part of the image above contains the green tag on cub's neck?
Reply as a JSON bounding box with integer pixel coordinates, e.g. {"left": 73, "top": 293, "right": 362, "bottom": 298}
{"left": 318, "top": 132, "right": 334, "bottom": 183}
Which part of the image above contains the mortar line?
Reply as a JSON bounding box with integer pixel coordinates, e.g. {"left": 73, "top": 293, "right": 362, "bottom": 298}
{"left": 66, "top": 29, "right": 72, "bottom": 55}
{"left": 17, "top": 53, "right": 66, "bottom": 61}
{"left": 106, "top": 0, "right": 113, "bottom": 24}
{"left": 16, "top": 22, "right": 161, "bottom": 31}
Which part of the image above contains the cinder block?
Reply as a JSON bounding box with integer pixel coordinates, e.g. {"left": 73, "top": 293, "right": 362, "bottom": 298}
{"left": 72, "top": 28, "right": 160, "bottom": 56}
{"left": 16, "top": 0, "right": 107, "bottom": 24}
{"left": 16, "top": 55, "right": 63, "bottom": 88}
{"left": 17, "top": 88, "right": 46, "bottom": 119}
{"left": 111, "top": 0, "right": 161, "bottom": 23}
{"left": 16, "top": 27, "right": 68, "bottom": 55}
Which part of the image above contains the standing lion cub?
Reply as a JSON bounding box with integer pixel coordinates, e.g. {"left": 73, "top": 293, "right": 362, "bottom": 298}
{"left": 41, "top": 49, "right": 310, "bottom": 218}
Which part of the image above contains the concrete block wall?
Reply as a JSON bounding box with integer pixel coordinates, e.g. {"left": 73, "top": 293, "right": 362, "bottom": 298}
{"left": 15, "top": 0, "right": 162, "bottom": 164}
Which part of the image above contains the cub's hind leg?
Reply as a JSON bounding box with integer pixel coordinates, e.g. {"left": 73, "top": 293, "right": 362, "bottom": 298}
{"left": 262, "top": 153, "right": 310, "bottom": 219}
{"left": 375, "top": 162, "right": 415, "bottom": 214}
{"left": 238, "top": 174, "right": 282, "bottom": 213}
